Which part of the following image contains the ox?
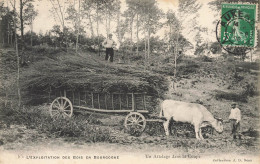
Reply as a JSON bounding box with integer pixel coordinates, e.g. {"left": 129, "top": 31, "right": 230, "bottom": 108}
{"left": 160, "top": 100, "right": 223, "bottom": 140}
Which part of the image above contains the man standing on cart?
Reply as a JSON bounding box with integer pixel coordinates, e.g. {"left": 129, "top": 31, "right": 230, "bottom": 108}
{"left": 102, "top": 34, "right": 116, "bottom": 62}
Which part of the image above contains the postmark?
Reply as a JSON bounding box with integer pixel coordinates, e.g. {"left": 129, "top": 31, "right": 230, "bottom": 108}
{"left": 216, "top": 3, "right": 258, "bottom": 54}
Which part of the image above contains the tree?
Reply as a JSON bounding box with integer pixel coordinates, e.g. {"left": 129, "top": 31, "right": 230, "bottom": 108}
{"left": 122, "top": 6, "right": 135, "bottom": 50}
{"left": 49, "top": 0, "right": 69, "bottom": 50}
{"left": 82, "top": 0, "right": 95, "bottom": 37}
{"left": 50, "top": 25, "right": 71, "bottom": 48}
{"left": 7, "top": 0, "right": 35, "bottom": 64}
{"left": 139, "top": 0, "right": 163, "bottom": 59}
{"left": 125, "top": 0, "right": 143, "bottom": 55}
{"left": 19, "top": 0, "right": 34, "bottom": 46}
{"left": 23, "top": 2, "right": 38, "bottom": 46}
{"left": 115, "top": 2, "right": 127, "bottom": 47}
{"left": 103, "top": 0, "right": 119, "bottom": 36}
{"left": 178, "top": 0, "right": 202, "bottom": 55}
{"left": 0, "top": 4, "right": 16, "bottom": 46}
{"left": 8, "top": 0, "right": 21, "bottom": 108}
{"left": 66, "top": 0, "right": 84, "bottom": 53}
{"left": 89, "top": 0, "right": 106, "bottom": 55}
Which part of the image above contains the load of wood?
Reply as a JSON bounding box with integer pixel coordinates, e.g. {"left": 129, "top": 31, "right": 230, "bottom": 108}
{"left": 20, "top": 51, "right": 167, "bottom": 107}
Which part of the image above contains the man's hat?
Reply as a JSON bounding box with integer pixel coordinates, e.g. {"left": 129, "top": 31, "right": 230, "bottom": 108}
{"left": 231, "top": 102, "right": 236, "bottom": 106}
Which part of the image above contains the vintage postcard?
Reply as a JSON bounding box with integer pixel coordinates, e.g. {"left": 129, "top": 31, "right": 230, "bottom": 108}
{"left": 0, "top": 0, "right": 259, "bottom": 164}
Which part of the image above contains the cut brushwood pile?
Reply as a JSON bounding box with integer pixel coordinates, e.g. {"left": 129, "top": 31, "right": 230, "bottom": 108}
{"left": 20, "top": 50, "right": 168, "bottom": 106}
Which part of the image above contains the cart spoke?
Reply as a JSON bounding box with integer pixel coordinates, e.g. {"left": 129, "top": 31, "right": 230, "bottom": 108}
{"left": 52, "top": 107, "right": 59, "bottom": 111}
{"left": 60, "top": 98, "right": 63, "bottom": 107}
{"left": 64, "top": 105, "right": 71, "bottom": 110}
{"left": 52, "top": 112, "right": 60, "bottom": 118}
{"left": 63, "top": 112, "right": 69, "bottom": 118}
{"left": 64, "top": 110, "right": 72, "bottom": 115}
{"left": 52, "top": 104, "right": 60, "bottom": 109}
{"left": 63, "top": 112, "right": 70, "bottom": 117}
{"left": 126, "top": 120, "right": 134, "bottom": 123}
{"left": 55, "top": 100, "right": 61, "bottom": 107}
{"left": 63, "top": 101, "right": 68, "bottom": 108}
{"left": 130, "top": 115, "right": 136, "bottom": 121}
{"left": 51, "top": 110, "right": 59, "bottom": 114}
{"left": 136, "top": 124, "right": 143, "bottom": 128}
{"left": 137, "top": 120, "right": 144, "bottom": 123}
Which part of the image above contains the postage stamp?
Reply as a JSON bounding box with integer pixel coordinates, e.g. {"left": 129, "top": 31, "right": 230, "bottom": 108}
{"left": 220, "top": 3, "right": 257, "bottom": 47}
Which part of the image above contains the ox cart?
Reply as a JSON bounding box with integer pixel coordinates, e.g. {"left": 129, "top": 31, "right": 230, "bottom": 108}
{"left": 49, "top": 89, "right": 163, "bottom": 135}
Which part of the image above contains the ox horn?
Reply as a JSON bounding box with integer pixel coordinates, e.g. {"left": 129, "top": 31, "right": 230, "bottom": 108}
{"left": 214, "top": 117, "right": 223, "bottom": 122}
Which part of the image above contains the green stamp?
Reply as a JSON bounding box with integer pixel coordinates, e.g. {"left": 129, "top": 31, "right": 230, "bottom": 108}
{"left": 220, "top": 3, "right": 256, "bottom": 47}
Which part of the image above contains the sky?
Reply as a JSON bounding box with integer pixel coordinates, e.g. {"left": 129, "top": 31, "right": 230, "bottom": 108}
{"left": 30, "top": 0, "right": 178, "bottom": 34}
{"left": 25, "top": 0, "right": 216, "bottom": 34}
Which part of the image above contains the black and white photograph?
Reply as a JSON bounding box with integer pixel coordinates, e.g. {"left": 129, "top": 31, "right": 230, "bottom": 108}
{"left": 0, "top": 0, "right": 259, "bottom": 163}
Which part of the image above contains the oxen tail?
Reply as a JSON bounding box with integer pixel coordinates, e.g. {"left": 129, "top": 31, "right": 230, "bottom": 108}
{"left": 159, "top": 101, "right": 167, "bottom": 121}
{"left": 159, "top": 101, "right": 164, "bottom": 118}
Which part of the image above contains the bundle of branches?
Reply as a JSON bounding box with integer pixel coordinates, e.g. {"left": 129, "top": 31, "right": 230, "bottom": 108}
{"left": 21, "top": 52, "right": 168, "bottom": 104}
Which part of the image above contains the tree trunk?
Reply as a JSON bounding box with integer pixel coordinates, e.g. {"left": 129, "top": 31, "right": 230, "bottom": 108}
{"left": 136, "top": 14, "right": 139, "bottom": 55}
{"left": 11, "top": 32, "right": 13, "bottom": 47}
{"left": 130, "top": 16, "right": 133, "bottom": 52}
{"left": 56, "top": 0, "right": 67, "bottom": 51}
{"left": 87, "top": 10, "right": 94, "bottom": 37}
{"left": 20, "top": 0, "right": 24, "bottom": 43}
{"left": 130, "top": 16, "right": 133, "bottom": 42}
{"left": 174, "top": 30, "right": 179, "bottom": 78}
{"left": 116, "top": 9, "right": 122, "bottom": 45}
{"left": 14, "top": 0, "right": 21, "bottom": 109}
{"left": 169, "top": 24, "right": 172, "bottom": 53}
{"left": 7, "top": 23, "right": 10, "bottom": 45}
{"left": 144, "top": 36, "right": 147, "bottom": 60}
{"left": 105, "top": 6, "right": 108, "bottom": 36}
{"left": 96, "top": 3, "right": 100, "bottom": 56}
{"left": 108, "top": 11, "right": 111, "bottom": 35}
{"left": 148, "top": 27, "right": 150, "bottom": 59}
{"left": 76, "top": 0, "right": 81, "bottom": 53}
{"left": 20, "top": 0, "right": 24, "bottom": 64}
{"left": 30, "top": 17, "right": 33, "bottom": 46}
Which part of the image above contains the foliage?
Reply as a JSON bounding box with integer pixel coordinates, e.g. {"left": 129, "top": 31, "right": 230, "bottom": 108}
{"left": 0, "top": 4, "right": 16, "bottom": 47}
{"left": 169, "top": 33, "right": 192, "bottom": 52}
{"left": 138, "top": 36, "right": 164, "bottom": 52}
{"left": 177, "top": 58, "right": 200, "bottom": 76}
{"left": 242, "top": 83, "right": 259, "bottom": 97}
{"left": 197, "top": 55, "right": 213, "bottom": 62}
{"left": 194, "top": 43, "right": 208, "bottom": 55}
{"left": 0, "top": 106, "right": 111, "bottom": 142}
{"left": 178, "top": 0, "right": 202, "bottom": 14}
{"left": 24, "top": 31, "right": 41, "bottom": 45}
{"left": 215, "top": 90, "right": 248, "bottom": 103}
{"left": 23, "top": 2, "right": 38, "bottom": 27}
{"left": 236, "top": 62, "right": 260, "bottom": 72}
{"left": 210, "top": 42, "right": 222, "bottom": 54}
{"left": 215, "top": 82, "right": 258, "bottom": 103}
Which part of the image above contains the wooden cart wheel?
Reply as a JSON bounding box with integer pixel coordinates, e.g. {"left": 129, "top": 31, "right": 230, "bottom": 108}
{"left": 49, "top": 97, "right": 73, "bottom": 119}
{"left": 124, "top": 112, "right": 146, "bottom": 136}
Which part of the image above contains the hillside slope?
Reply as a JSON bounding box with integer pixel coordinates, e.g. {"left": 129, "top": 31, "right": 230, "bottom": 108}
{"left": 1, "top": 48, "right": 259, "bottom": 134}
